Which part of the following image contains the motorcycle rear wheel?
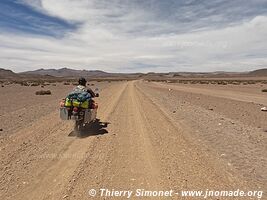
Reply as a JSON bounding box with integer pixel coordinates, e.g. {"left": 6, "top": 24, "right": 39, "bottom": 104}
{"left": 74, "top": 120, "right": 83, "bottom": 137}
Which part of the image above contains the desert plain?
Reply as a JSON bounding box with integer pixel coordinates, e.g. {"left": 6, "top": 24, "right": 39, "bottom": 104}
{"left": 0, "top": 78, "right": 266, "bottom": 199}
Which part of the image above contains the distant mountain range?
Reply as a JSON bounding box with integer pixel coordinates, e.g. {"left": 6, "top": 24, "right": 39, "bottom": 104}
{"left": 248, "top": 68, "right": 267, "bottom": 76}
{"left": 20, "top": 68, "right": 111, "bottom": 77}
{"left": 1, "top": 67, "right": 267, "bottom": 80}
{"left": 0, "top": 68, "right": 55, "bottom": 80}
{"left": 0, "top": 68, "right": 19, "bottom": 79}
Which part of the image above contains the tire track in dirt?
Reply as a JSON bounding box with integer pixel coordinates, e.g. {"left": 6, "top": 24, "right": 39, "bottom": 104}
{"left": 101, "top": 82, "right": 162, "bottom": 190}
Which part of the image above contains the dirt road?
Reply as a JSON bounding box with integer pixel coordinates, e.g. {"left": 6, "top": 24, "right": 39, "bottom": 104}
{"left": 0, "top": 81, "right": 266, "bottom": 199}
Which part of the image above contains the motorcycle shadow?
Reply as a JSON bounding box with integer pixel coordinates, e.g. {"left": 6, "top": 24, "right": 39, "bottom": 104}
{"left": 69, "top": 119, "right": 109, "bottom": 138}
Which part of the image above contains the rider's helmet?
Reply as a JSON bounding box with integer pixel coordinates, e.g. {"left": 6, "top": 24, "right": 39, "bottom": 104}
{"left": 78, "top": 77, "right": 87, "bottom": 86}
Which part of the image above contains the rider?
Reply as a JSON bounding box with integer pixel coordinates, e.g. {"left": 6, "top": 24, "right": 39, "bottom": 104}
{"left": 73, "top": 77, "right": 98, "bottom": 109}
{"left": 75, "top": 77, "right": 96, "bottom": 98}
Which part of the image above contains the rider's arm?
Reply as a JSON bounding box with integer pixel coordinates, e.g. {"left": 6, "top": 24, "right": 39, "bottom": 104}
{"left": 87, "top": 88, "right": 96, "bottom": 97}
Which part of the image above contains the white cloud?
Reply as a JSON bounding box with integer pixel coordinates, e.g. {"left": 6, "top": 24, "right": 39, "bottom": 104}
{"left": 1, "top": 0, "right": 267, "bottom": 72}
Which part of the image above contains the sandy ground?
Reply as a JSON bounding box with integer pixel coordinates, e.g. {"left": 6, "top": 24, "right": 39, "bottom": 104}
{"left": 0, "top": 80, "right": 266, "bottom": 200}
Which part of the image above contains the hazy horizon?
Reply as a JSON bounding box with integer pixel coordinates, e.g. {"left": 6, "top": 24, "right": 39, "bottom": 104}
{"left": 2, "top": 66, "right": 267, "bottom": 74}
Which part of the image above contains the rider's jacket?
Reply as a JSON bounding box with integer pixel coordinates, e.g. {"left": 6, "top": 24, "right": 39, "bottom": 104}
{"left": 74, "top": 85, "right": 96, "bottom": 97}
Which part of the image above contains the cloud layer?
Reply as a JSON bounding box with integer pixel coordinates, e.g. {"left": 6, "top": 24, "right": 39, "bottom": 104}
{"left": 1, "top": 0, "right": 267, "bottom": 72}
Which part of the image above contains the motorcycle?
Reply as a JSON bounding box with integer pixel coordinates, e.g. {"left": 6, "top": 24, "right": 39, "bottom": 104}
{"left": 60, "top": 88, "right": 99, "bottom": 137}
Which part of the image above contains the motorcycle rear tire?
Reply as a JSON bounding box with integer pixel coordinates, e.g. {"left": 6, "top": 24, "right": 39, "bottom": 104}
{"left": 75, "top": 120, "right": 83, "bottom": 137}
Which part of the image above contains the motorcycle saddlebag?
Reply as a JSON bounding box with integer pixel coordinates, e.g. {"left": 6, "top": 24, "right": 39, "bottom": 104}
{"left": 60, "top": 107, "right": 69, "bottom": 120}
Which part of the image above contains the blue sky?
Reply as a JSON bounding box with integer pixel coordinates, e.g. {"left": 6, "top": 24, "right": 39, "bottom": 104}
{"left": 0, "top": 0, "right": 76, "bottom": 36}
{"left": 1, "top": 0, "right": 267, "bottom": 72}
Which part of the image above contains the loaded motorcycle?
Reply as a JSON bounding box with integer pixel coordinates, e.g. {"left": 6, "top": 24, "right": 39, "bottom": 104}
{"left": 59, "top": 88, "right": 99, "bottom": 137}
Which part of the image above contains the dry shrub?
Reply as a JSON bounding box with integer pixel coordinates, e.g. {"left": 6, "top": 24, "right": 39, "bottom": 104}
{"left": 21, "top": 82, "right": 29, "bottom": 86}
{"left": 63, "top": 82, "right": 70, "bottom": 85}
{"left": 31, "top": 83, "right": 40, "bottom": 86}
{"left": 199, "top": 81, "right": 209, "bottom": 84}
{"left": 35, "top": 90, "right": 52, "bottom": 95}
{"left": 189, "top": 81, "right": 197, "bottom": 84}
{"left": 232, "top": 81, "right": 240, "bottom": 85}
